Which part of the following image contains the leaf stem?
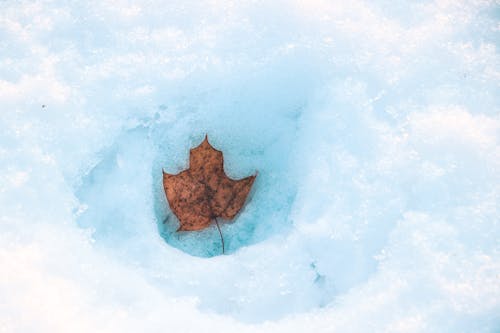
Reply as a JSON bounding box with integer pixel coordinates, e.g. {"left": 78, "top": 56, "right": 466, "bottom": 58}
{"left": 215, "top": 218, "right": 225, "bottom": 254}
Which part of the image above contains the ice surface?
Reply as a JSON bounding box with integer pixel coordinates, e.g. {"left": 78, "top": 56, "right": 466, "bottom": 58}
{"left": 1, "top": 0, "right": 499, "bottom": 332}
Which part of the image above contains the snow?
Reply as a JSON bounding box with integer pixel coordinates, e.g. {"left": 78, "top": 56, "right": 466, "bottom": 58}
{"left": 1, "top": 0, "right": 499, "bottom": 332}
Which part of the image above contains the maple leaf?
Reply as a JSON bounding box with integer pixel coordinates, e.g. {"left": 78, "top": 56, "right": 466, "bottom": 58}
{"left": 162, "top": 135, "right": 256, "bottom": 253}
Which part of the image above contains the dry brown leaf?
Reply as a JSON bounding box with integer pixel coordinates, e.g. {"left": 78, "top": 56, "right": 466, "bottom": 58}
{"left": 163, "top": 135, "right": 256, "bottom": 242}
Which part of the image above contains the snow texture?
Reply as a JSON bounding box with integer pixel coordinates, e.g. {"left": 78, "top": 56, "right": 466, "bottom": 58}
{"left": 0, "top": 0, "right": 499, "bottom": 332}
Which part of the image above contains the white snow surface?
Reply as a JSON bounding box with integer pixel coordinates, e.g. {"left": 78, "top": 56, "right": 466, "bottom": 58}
{"left": 1, "top": 0, "right": 499, "bottom": 332}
